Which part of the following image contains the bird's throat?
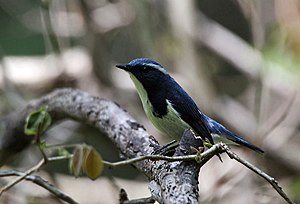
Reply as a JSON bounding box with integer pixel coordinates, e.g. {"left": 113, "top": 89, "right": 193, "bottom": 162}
{"left": 129, "top": 73, "right": 153, "bottom": 117}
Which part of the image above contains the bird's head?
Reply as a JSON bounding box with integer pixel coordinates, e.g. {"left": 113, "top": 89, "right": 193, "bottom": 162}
{"left": 116, "top": 58, "right": 169, "bottom": 86}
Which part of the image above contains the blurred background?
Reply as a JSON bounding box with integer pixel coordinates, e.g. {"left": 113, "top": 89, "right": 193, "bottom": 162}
{"left": 0, "top": 0, "right": 300, "bottom": 203}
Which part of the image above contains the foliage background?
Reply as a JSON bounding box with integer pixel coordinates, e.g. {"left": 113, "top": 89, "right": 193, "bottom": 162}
{"left": 0, "top": 0, "right": 300, "bottom": 203}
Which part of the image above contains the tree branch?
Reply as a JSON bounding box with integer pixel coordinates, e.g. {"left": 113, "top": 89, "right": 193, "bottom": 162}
{"left": 0, "top": 159, "right": 45, "bottom": 196}
{"left": 0, "top": 170, "right": 78, "bottom": 204}
{"left": 0, "top": 88, "right": 200, "bottom": 203}
{"left": 0, "top": 88, "right": 295, "bottom": 203}
{"left": 221, "top": 144, "right": 295, "bottom": 204}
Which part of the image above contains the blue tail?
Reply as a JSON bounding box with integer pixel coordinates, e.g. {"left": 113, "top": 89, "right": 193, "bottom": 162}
{"left": 203, "top": 115, "right": 264, "bottom": 153}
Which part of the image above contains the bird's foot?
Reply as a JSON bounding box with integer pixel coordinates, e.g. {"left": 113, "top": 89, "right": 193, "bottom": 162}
{"left": 203, "top": 140, "right": 213, "bottom": 148}
{"left": 190, "top": 146, "right": 204, "bottom": 163}
{"left": 203, "top": 140, "right": 223, "bottom": 162}
{"left": 190, "top": 146, "right": 204, "bottom": 154}
{"left": 152, "top": 140, "right": 178, "bottom": 156}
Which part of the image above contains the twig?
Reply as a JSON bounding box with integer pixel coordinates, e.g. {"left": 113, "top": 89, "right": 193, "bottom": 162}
{"left": 103, "top": 155, "right": 195, "bottom": 167}
{"left": 0, "top": 89, "right": 295, "bottom": 203}
{"left": 221, "top": 143, "right": 295, "bottom": 204}
{"left": 110, "top": 143, "right": 294, "bottom": 204}
{"left": 103, "top": 143, "right": 222, "bottom": 168}
{"left": 0, "top": 141, "right": 295, "bottom": 204}
{"left": 0, "top": 159, "right": 45, "bottom": 196}
{"left": 48, "top": 155, "right": 73, "bottom": 161}
{"left": 0, "top": 170, "right": 78, "bottom": 204}
{"left": 0, "top": 123, "right": 52, "bottom": 195}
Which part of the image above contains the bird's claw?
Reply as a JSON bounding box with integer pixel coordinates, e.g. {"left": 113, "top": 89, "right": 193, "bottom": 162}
{"left": 203, "top": 140, "right": 213, "bottom": 148}
{"left": 190, "top": 146, "right": 204, "bottom": 154}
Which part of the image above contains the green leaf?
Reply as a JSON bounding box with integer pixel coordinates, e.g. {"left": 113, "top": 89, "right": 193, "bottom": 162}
{"left": 82, "top": 147, "right": 103, "bottom": 180}
{"left": 24, "top": 106, "right": 52, "bottom": 136}
{"left": 58, "top": 148, "right": 70, "bottom": 157}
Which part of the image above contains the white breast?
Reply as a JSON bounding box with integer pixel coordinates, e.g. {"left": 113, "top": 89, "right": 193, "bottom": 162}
{"left": 147, "top": 100, "right": 191, "bottom": 140}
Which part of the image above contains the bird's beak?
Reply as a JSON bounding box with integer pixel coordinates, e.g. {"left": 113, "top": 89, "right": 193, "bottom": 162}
{"left": 116, "top": 64, "right": 130, "bottom": 71}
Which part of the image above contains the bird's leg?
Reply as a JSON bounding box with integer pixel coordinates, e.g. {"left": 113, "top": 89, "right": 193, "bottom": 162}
{"left": 174, "top": 129, "right": 204, "bottom": 156}
{"left": 204, "top": 139, "right": 223, "bottom": 162}
{"left": 203, "top": 141, "right": 213, "bottom": 148}
{"left": 203, "top": 143, "right": 223, "bottom": 162}
{"left": 190, "top": 146, "right": 204, "bottom": 154}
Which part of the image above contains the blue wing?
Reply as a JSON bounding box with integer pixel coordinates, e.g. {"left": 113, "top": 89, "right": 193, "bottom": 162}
{"left": 163, "top": 77, "right": 263, "bottom": 153}
{"left": 166, "top": 80, "right": 214, "bottom": 145}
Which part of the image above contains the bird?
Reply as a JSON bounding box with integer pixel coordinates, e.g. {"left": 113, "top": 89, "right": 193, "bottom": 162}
{"left": 116, "top": 58, "right": 263, "bottom": 153}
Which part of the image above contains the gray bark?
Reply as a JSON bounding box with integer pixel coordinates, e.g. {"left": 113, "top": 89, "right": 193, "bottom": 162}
{"left": 0, "top": 88, "right": 201, "bottom": 203}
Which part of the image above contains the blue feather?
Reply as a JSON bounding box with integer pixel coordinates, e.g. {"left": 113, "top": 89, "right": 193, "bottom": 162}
{"left": 203, "top": 114, "right": 264, "bottom": 153}
{"left": 116, "top": 58, "right": 264, "bottom": 154}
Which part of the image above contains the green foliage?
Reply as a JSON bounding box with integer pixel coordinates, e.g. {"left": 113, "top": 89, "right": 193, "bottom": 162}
{"left": 58, "top": 148, "right": 71, "bottom": 157}
{"left": 291, "top": 177, "right": 300, "bottom": 199}
{"left": 263, "top": 31, "right": 300, "bottom": 80}
{"left": 24, "top": 106, "right": 52, "bottom": 136}
{"left": 0, "top": 0, "right": 47, "bottom": 55}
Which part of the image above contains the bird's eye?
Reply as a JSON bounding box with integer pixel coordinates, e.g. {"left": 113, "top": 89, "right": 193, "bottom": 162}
{"left": 142, "top": 66, "right": 150, "bottom": 73}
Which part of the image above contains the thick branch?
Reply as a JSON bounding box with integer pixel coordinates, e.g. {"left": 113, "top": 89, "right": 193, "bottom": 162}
{"left": 0, "top": 88, "right": 201, "bottom": 203}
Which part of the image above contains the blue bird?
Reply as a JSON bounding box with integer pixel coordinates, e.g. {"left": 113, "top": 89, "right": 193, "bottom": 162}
{"left": 116, "top": 58, "right": 263, "bottom": 153}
